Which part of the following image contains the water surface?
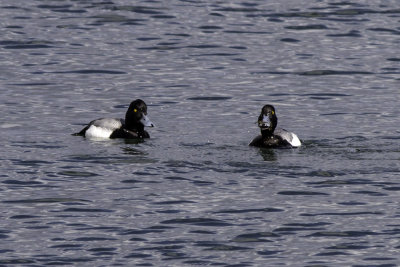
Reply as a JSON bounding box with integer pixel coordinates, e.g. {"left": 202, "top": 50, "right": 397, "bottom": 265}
{"left": 1, "top": 0, "right": 400, "bottom": 266}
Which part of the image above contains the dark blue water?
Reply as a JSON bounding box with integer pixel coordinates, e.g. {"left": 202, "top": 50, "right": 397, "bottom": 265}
{"left": 1, "top": 0, "right": 400, "bottom": 266}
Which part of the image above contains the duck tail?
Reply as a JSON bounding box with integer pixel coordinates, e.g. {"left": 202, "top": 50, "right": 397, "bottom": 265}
{"left": 72, "top": 125, "right": 89, "bottom": 136}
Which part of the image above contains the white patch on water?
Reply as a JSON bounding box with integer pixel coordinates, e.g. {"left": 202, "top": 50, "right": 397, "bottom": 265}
{"left": 0, "top": 123, "right": 21, "bottom": 128}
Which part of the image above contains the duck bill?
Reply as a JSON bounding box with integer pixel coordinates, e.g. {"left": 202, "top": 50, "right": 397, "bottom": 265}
{"left": 258, "top": 115, "right": 271, "bottom": 129}
{"left": 140, "top": 115, "right": 154, "bottom": 127}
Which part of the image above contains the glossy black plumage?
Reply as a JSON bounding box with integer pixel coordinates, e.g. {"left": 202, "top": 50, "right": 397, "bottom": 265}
{"left": 250, "top": 105, "right": 301, "bottom": 148}
{"left": 73, "top": 99, "right": 153, "bottom": 139}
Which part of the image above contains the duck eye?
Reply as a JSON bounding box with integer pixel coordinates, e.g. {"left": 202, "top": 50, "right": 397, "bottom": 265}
{"left": 133, "top": 109, "right": 137, "bottom": 112}
{"left": 271, "top": 111, "right": 275, "bottom": 115}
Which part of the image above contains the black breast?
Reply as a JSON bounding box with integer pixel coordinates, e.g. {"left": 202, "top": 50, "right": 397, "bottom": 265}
{"left": 262, "top": 135, "right": 286, "bottom": 147}
{"left": 250, "top": 135, "right": 290, "bottom": 148}
{"left": 110, "top": 128, "right": 150, "bottom": 139}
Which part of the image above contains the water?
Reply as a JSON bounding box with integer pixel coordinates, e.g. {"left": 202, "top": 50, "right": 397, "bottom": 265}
{"left": 1, "top": 0, "right": 400, "bottom": 266}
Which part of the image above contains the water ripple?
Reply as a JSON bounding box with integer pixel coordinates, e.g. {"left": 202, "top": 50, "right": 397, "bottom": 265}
{"left": 161, "top": 218, "right": 232, "bottom": 227}
{"left": 1, "top": 0, "right": 400, "bottom": 266}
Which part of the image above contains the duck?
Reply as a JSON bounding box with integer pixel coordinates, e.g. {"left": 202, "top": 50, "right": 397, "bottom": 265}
{"left": 73, "top": 99, "right": 154, "bottom": 139}
{"left": 249, "top": 104, "right": 301, "bottom": 148}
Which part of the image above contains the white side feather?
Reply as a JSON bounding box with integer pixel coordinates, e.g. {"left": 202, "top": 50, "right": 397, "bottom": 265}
{"left": 289, "top": 133, "right": 301, "bottom": 147}
{"left": 85, "top": 125, "right": 113, "bottom": 138}
{"left": 274, "top": 128, "right": 301, "bottom": 147}
{"left": 85, "top": 118, "right": 123, "bottom": 138}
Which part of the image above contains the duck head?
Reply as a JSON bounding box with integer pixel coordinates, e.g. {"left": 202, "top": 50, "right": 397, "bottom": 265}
{"left": 125, "top": 99, "right": 154, "bottom": 131}
{"left": 258, "top": 104, "right": 277, "bottom": 136}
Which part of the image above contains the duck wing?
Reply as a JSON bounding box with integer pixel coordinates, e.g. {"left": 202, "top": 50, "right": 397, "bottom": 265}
{"left": 274, "top": 128, "right": 301, "bottom": 147}
{"left": 90, "top": 118, "right": 123, "bottom": 130}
